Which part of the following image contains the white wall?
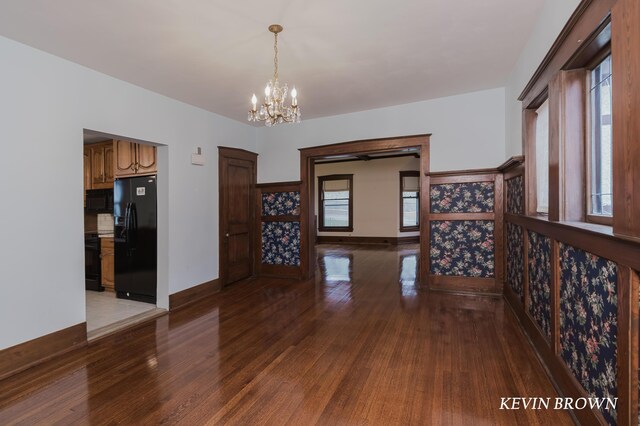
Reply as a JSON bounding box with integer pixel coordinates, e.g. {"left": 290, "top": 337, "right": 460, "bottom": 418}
{"left": 504, "top": 0, "right": 581, "bottom": 157}
{"left": 0, "top": 36, "right": 256, "bottom": 350}
{"left": 256, "top": 88, "right": 506, "bottom": 183}
{"left": 315, "top": 157, "right": 421, "bottom": 238}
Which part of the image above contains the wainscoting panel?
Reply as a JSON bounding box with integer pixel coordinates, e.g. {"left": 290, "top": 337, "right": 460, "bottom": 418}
{"left": 257, "top": 182, "right": 303, "bottom": 279}
{"left": 527, "top": 231, "right": 552, "bottom": 341}
{"left": 427, "top": 171, "right": 502, "bottom": 294}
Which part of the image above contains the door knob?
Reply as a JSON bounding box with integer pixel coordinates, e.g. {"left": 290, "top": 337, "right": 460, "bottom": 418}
{"left": 225, "top": 233, "right": 229, "bottom": 237}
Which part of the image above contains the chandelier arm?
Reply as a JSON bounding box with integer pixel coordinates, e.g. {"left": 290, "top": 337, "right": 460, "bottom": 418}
{"left": 274, "top": 33, "right": 279, "bottom": 81}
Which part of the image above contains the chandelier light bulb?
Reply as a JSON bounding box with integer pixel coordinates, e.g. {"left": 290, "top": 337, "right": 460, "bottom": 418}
{"left": 251, "top": 94, "right": 257, "bottom": 110}
{"left": 264, "top": 85, "right": 271, "bottom": 98}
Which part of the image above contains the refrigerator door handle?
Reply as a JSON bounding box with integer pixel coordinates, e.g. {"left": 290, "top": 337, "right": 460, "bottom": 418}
{"left": 130, "top": 203, "right": 138, "bottom": 250}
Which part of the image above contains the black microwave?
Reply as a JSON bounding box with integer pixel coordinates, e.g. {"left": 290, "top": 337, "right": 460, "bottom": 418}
{"left": 85, "top": 189, "right": 114, "bottom": 213}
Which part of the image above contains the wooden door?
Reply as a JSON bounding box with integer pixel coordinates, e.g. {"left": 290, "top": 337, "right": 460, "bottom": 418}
{"left": 219, "top": 147, "right": 257, "bottom": 286}
{"left": 91, "top": 146, "right": 105, "bottom": 186}
{"left": 104, "top": 143, "right": 114, "bottom": 183}
{"left": 115, "top": 140, "right": 136, "bottom": 177}
{"left": 136, "top": 144, "right": 157, "bottom": 175}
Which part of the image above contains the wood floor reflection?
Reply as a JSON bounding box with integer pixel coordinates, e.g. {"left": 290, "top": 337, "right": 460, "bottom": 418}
{"left": 0, "top": 244, "right": 572, "bottom": 425}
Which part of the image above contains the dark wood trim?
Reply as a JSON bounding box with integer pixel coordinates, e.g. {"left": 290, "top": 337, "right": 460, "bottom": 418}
{"left": 523, "top": 108, "right": 539, "bottom": 216}
{"left": 169, "top": 279, "right": 221, "bottom": 311}
{"left": 218, "top": 147, "right": 258, "bottom": 287}
{"left": 507, "top": 213, "right": 640, "bottom": 271}
{"left": 428, "top": 275, "right": 500, "bottom": 295}
{"left": 299, "top": 134, "right": 431, "bottom": 156}
{"left": 497, "top": 155, "right": 525, "bottom": 172}
{"left": 612, "top": 0, "right": 640, "bottom": 241}
{"left": 255, "top": 180, "right": 301, "bottom": 189}
{"left": 317, "top": 174, "right": 354, "bottom": 233}
{"left": 518, "top": 0, "right": 615, "bottom": 106}
{"left": 316, "top": 235, "right": 419, "bottom": 245}
{"left": 428, "top": 169, "right": 498, "bottom": 180}
{"left": 429, "top": 213, "right": 495, "bottom": 221}
{"left": 616, "top": 266, "right": 639, "bottom": 425}
{"left": 315, "top": 152, "right": 419, "bottom": 165}
{"left": 259, "top": 264, "right": 302, "bottom": 279}
{"left": 399, "top": 170, "right": 420, "bottom": 232}
{"left": 261, "top": 215, "right": 300, "bottom": 222}
{"left": 0, "top": 323, "right": 87, "bottom": 382}
{"left": 301, "top": 134, "right": 430, "bottom": 283}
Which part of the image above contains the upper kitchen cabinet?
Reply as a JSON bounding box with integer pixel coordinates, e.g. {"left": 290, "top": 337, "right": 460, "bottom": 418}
{"left": 114, "top": 140, "right": 157, "bottom": 178}
{"left": 88, "top": 141, "right": 114, "bottom": 189}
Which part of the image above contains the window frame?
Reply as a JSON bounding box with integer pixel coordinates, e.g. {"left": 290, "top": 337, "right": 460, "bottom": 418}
{"left": 318, "top": 174, "right": 354, "bottom": 232}
{"left": 399, "top": 170, "right": 420, "bottom": 232}
{"left": 585, "top": 49, "right": 613, "bottom": 226}
{"left": 524, "top": 90, "right": 550, "bottom": 217}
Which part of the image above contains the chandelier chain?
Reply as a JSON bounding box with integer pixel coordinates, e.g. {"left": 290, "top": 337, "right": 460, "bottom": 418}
{"left": 273, "top": 33, "right": 279, "bottom": 81}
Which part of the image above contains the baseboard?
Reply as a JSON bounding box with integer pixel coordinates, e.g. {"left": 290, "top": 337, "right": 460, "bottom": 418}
{"left": 316, "top": 235, "right": 419, "bottom": 245}
{"left": 0, "top": 322, "right": 87, "bottom": 382}
{"left": 169, "top": 279, "right": 221, "bottom": 311}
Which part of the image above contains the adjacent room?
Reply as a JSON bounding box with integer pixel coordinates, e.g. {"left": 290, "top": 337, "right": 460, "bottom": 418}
{"left": 1, "top": 0, "right": 639, "bottom": 424}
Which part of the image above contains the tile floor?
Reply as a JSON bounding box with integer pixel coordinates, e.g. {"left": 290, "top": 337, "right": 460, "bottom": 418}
{"left": 85, "top": 290, "right": 156, "bottom": 333}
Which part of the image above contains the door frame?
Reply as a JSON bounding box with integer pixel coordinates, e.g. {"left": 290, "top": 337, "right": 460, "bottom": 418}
{"left": 218, "top": 146, "right": 258, "bottom": 286}
{"left": 299, "top": 134, "right": 431, "bottom": 284}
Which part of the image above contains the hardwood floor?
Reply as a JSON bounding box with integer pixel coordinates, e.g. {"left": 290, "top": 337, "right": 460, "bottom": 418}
{"left": 0, "top": 244, "right": 572, "bottom": 425}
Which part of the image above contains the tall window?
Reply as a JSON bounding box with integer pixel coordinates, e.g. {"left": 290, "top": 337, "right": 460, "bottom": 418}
{"left": 535, "top": 99, "right": 549, "bottom": 214}
{"left": 588, "top": 54, "right": 613, "bottom": 220}
{"left": 318, "top": 174, "right": 353, "bottom": 231}
{"left": 400, "top": 171, "right": 420, "bottom": 231}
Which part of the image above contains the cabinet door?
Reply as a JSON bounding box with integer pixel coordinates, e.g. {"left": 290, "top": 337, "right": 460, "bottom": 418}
{"left": 136, "top": 144, "right": 157, "bottom": 175}
{"left": 91, "top": 146, "right": 105, "bottom": 186}
{"left": 83, "top": 147, "right": 92, "bottom": 207}
{"left": 101, "top": 238, "right": 115, "bottom": 290}
{"left": 104, "top": 143, "right": 114, "bottom": 184}
{"left": 115, "top": 140, "right": 136, "bottom": 177}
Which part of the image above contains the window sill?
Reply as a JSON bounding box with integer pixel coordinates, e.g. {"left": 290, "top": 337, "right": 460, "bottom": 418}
{"left": 318, "top": 227, "right": 353, "bottom": 233}
{"left": 400, "top": 227, "right": 419, "bottom": 233}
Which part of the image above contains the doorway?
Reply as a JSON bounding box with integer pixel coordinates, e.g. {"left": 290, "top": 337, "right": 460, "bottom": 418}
{"left": 218, "top": 146, "right": 258, "bottom": 287}
{"left": 299, "top": 135, "right": 430, "bottom": 283}
{"left": 83, "top": 130, "right": 166, "bottom": 340}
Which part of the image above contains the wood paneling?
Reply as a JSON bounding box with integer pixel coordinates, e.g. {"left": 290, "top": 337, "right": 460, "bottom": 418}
{"left": 0, "top": 245, "right": 572, "bottom": 425}
{"left": 0, "top": 323, "right": 86, "bottom": 382}
{"left": 612, "top": 0, "right": 640, "bottom": 241}
{"left": 169, "top": 279, "right": 221, "bottom": 311}
{"left": 427, "top": 171, "right": 503, "bottom": 294}
{"left": 616, "top": 267, "right": 639, "bottom": 425}
{"left": 256, "top": 181, "right": 302, "bottom": 280}
{"left": 518, "top": 0, "right": 616, "bottom": 107}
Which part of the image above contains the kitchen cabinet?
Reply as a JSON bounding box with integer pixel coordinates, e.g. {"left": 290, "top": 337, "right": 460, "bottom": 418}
{"left": 83, "top": 146, "right": 92, "bottom": 206}
{"left": 100, "top": 237, "right": 115, "bottom": 290}
{"left": 89, "top": 141, "right": 114, "bottom": 189}
{"left": 114, "top": 140, "right": 157, "bottom": 178}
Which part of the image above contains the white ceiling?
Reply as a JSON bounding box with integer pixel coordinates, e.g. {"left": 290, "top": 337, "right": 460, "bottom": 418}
{"left": 0, "top": 0, "right": 544, "bottom": 124}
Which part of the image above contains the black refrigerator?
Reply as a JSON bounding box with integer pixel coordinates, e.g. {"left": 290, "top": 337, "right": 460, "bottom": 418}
{"left": 114, "top": 175, "right": 157, "bottom": 304}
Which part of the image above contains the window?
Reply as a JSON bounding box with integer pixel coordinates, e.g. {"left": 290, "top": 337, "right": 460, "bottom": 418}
{"left": 534, "top": 99, "right": 549, "bottom": 214}
{"left": 400, "top": 171, "right": 420, "bottom": 231}
{"left": 318, "top": 174, "right": 353, "bottom": 231}
{"left": 588, "top": 54, "right": 613, "bottom": 221}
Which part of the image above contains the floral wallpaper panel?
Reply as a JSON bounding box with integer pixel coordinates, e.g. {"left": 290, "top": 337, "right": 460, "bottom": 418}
{"left": 559, "top": 243, "right": 617, "bottom": 425}
{"left": 506, "top": 176, "right": 524, "bottom": 214}
{"left": 527, "top": 231, "right": 552, "bottom": 340}
{"left": 261, "top": 221, "right": 301, "bottom": 266}
{"left": 506, "top": 223, "right": 524, "bottom": 300}
{"left": 430, "top": 182, "right": 494, "bottom": 213}
{"left": 261, "top": 191, "right": 300, "bottom": 216}
{"left": 430, "top": 220, "right": 495, "bottom": 278}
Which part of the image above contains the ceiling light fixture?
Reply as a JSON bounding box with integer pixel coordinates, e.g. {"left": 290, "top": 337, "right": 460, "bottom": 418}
{"left": 248, "top": 24, "right": 301, "bottom": 126}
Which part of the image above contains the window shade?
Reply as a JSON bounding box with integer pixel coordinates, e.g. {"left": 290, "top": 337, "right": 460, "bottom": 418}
{"left": 323, "top": 179, "right": 350, "bottom": 191}
{"left": 402, "top": 175, "right": 420, "bottom": 192}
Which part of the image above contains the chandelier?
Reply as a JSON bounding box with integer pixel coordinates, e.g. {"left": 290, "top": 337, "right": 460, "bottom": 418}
{"left": 248, "top": 24, "right": 301, "bottom": 126}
